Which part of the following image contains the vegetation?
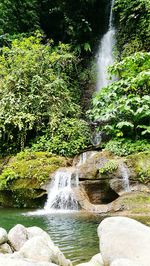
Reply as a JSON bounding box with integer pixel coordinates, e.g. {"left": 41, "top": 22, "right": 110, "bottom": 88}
{"left": 0, "top": 0, "right": 149, "bottom": 208}
{"left": 126, "top": 152, "right": 150, "bottom": 184}
{"left": 114, "top": 0, "right": 150, "bottom": 56}
{"left": 0, "top": 151, "right": 67, "bottom": 190}
{"left": 0, "top": 34, "right": 90, "bottom": 156}
{"left": 89, "top": 52, "right": 150, "bottom": 151}
{"left": 104, "top": 139, "right": 150, "bottom": 156}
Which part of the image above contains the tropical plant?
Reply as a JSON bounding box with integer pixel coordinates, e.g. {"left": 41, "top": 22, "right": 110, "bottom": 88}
{"left": 88, "top": 52, "right": 150, "bottom": 140}
{"left": 0, "top": 34, "right": 87, "bottom": 155}
{"left": 114, "top": 0, "right": 150, "bottom": 55}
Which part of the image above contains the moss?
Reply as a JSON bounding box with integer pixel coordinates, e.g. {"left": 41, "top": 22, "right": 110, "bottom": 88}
{"left": 0, "top": 189, "right": 46, "bottom": 208}
{"left": 126, "top": 151, "right": 150, "bottom": 183}
{"left": 0, "top": 151, "right": 67, "bottom": 190}
{"left": 123, "top": 195, "right": 150, "bottom": 204}
{"left": 99, "top": 160, "right": 118, "bottom": 174}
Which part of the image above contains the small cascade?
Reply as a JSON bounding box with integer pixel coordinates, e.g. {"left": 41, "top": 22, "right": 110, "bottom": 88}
{"left": 97, "top": 0, "right": 116, "bottom": 90}
{"left": 119, "top": 163, "right": 131, "bottom": 192}
{"left": 77, "top": 151, "right": 97, "bottom": 166}
{"left": 44, "top": 168, "right": 79, "bottom": 212}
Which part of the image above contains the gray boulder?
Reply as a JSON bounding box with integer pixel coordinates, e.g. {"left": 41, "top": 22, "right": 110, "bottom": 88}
{"left": 77, "top": 253, "right": 104, "bottom": 266}
{"left": 0, "top": 254, "right": 57, "bottom": 266}
{"left": 27, "top": 226, "right": 53, "bottom": 244}
{"left": 19, "top": 235, "right": 71, "bottom": 266}
{"left": 0, "top": 228, "right": 8, "bottom": 245}
{"left": 110, "top": 258, "right": 141, "bottom": 266}
{"left": 0, "top": 243, "right": 12, "bottom": 254}
{"left": 8, "top": 224, "right": 28, "bottom": 251}
{"left": 98, "top": 217, "right": 150, "bottom": 266}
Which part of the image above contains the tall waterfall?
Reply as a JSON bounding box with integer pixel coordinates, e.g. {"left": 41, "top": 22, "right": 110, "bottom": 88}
{"left": 97, "top": 0, "right": 115, "bottom": 90}
{"left": 44, "top": 168, "right": 79, "bottom": 212}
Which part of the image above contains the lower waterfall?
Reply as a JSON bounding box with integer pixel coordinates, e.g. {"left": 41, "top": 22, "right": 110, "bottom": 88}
{"left": 119, "top": 163, "right": 131, "bottom": 192}
{"left": 44, "top": 168, "right": 79, "bottom": 212}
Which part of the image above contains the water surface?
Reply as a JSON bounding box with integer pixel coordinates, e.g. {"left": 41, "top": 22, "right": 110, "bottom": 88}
{"left": 1, "top": 208, "right": 150, "bottom": 264}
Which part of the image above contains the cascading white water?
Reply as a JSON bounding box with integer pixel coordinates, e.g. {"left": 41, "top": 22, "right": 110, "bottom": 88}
{"left": 44, "top": 168, "right": 79, "bottom": 212}
{"left": 77, "top": 151, "right": 97, "bottom": 166}
{"left": 119, "top": 163, "right": 131, "bottom": 192}
{"left": 97, "top": 0, "right": 116, "bottom": 90}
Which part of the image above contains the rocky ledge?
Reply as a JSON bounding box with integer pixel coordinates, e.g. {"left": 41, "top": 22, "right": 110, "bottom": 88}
{"left": 1, "top": 217, "right": 150, "bottom": 266}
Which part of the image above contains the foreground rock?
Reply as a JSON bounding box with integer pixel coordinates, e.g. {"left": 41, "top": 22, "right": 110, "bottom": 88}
{"left": 98, "top": 216, "right": 150, "bottom": 266}
{"left": 77, "top": 253, "right": 104, "bottom": 266}
{"left": 0, "top": 254, "right": 57, "bottom": 266}
{"left": 110, "top": 258, "right": 141, "bottom": 266}
{"left": 0, "top": 228, "right": 8, "bottom": 245}
{"left": 0, "top": 224, "right": 71, "bottom": 266}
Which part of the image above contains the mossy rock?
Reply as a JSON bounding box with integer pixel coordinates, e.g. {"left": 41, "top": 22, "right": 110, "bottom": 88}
{"left": 0, "top": 151, "right": 68, "bottom": 190}
{"left": 112, "top": 192, "right": 150, "bottom": 216}
{"left": 0, "top": 189, "right": 47, "bottom": 208}
{"left": 126, "top": 151, "right": 150, "bottom": 183}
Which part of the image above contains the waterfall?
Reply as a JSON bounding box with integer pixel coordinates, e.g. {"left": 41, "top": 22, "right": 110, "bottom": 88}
{"left": 76, "top": 151, "right": 97, "bottom": 166}
{"left": 97, "top": 0, "right": 116, "bottom": 90}
{"left": 119, "top": 163, "right": 131, "bottom": 192}
{"left": 44, "top": 168, "right": 79, "bottom": 212}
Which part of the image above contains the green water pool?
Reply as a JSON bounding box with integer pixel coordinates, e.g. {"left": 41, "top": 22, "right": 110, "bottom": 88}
{"left": 1, "top": 208, "right": 150, "bottom": 264}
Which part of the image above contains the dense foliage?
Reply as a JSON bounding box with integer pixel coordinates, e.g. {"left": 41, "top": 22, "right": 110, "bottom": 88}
{"left": 104, "top": 139, "right": 150, "bottom": 156}
{"left": 89, "top": 52, "right": 150, "bottom": 141}
{"left": 0, "top": 0, "right": 39, "bottom": 35}
{"left": 0, "top": 0, "right": 109, "bottom": 53}
{"left": 0, "top": 35, "right": 90, "bottom": 156}
{"left": 114, "top": 0, "right": 150, "bottom": 55}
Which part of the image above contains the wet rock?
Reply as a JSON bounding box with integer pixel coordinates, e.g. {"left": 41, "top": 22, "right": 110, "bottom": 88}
{"left": 8, "top": 224, "right": 28, "bottom": 251}
{"left": 98, "top": 216, "right": 150, "bottom": 266}
{"left": 0, "top": 228, "right": 8, "bottom": 245}
{"left": 0, "top": 243, "right": 12, "bottom": 254}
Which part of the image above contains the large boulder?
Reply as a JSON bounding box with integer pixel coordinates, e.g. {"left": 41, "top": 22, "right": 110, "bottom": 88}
{"left": 8, "top": 224, "right": 28, "bottom": 251}
{"left": 19, "top": 235, "right": 71, "bottom": 266}
{"left": 110, "top": 258, "right": 141, "bottom": 266}
{"left": 98, "top": 217, "right": 150, "bottom": 266}
{"left": 27, "top": 227, "right": 53, "bottom": 244}
{"left": 0, "top": 228, "right": 8, "bottom": 245}
{"left": 76, "top": 253, "right": 104, "bottom": 266}
{"left": 0, "top": 254, "right": 57, "bottom": 266}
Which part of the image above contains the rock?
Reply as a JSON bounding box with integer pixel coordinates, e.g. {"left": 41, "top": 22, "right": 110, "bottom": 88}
{"left": 0, "top": 243, "right": 12, "bottom": 254}
{"left": 27, "top": 227, "right": 53, "bottom": 244}
{"left": 19, "top": 236, "right": 54, "bottom": 262}
{"left": 0, "top": 254, "right": 58, "bottom": 266}
{"left": 8, "top": 224, "right": 28, "bottom": 251}
{"left": 0, "top": 228, "right": 8, "bottom": 245}
{"left": 98, "top": 217, "right": 150, "bottom": 266}
{"left": 77, "top": 253, "right": 104, "bottom": 266}
{"left": 19, "top": 236, "right": 71, "bottom": 266}
{"left": 109, "top": 192, "right": 150, "bottom": 215}
{"left": 110, "top": 258, "right": 141, "bottom": 266}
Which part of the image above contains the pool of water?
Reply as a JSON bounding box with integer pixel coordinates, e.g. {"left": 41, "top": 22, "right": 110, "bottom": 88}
{"left": 1, "top": 208, "right": 150, "bottom": 264}
{"left": 0, "top": 208, "right": 103, "bottom": 264}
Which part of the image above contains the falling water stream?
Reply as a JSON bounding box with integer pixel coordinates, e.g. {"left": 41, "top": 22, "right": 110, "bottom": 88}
{"left": 44, "top": 168, "right": 79, "bottom": 212}
{"left": 97, "top": 0, "right": 116, "bottom": 90}
{"left": 119, "top": 163, "right": 131, "bottom": 192}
